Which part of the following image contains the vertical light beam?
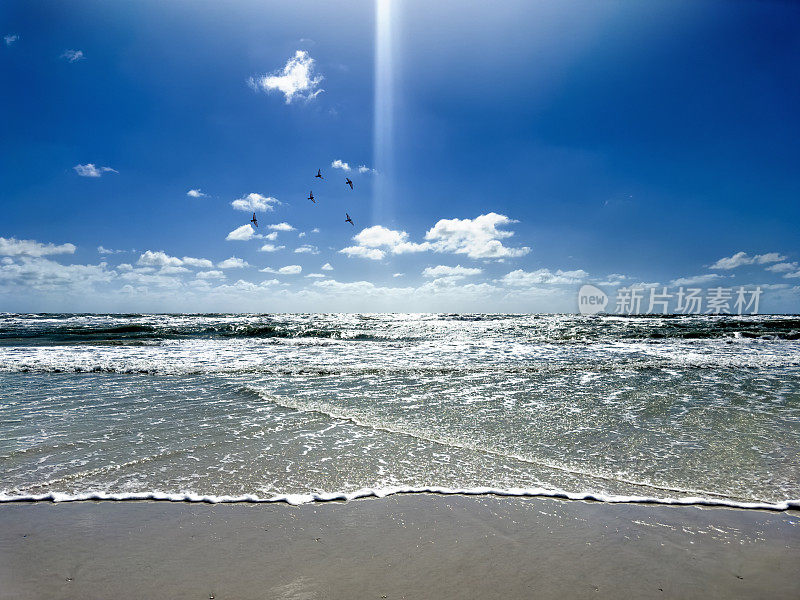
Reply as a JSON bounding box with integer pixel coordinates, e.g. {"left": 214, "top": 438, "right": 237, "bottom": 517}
{"left": 373, "top": 0, "right": 395, "bottom": 225}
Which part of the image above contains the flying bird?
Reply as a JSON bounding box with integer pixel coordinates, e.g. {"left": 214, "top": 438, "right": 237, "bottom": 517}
{"left": 315, "top": 169, "right": 323, "bottom": 179}
{"left": 250, "top": 213, "right": 258, "bottom": 227}
{"left": 308, "top": 191, "right": 315, "bottom": 204}
{"left": 345, "top": 213, "right": 354, "bottom": 226}
{"left": 345, "top": 178, "right": 353, "bottom": 189}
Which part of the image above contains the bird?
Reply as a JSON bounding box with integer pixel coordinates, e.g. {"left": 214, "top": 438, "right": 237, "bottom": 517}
{"left": 345, "top": 178, "right": 353, "bottom": 189}
{"left": 250, "top": 213, "right": 258, "bottom": 227}
{"left": 315, "top": 169, "right": 323, "bottom": 179}
{"left": 345, "top": 213, "right": 354, "bottom": 226}
{"left": 308, "top": 191, "right": 315, "bottom": 204}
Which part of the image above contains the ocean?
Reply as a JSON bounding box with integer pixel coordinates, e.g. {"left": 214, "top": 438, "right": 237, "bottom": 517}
{"left": 1, "top": 313, "right": 798, "bottom": 509}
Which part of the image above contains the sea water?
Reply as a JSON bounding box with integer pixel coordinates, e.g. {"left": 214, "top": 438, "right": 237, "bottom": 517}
{"left": 1, "top": 313, "right": 798, "bottom": 509}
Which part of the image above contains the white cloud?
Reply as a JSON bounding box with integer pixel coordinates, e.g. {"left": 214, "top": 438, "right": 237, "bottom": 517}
{"left": 0, "top": 257, "right": 115, "bottom": 292}
{"left": 311, "top": 228, "right": 320, "bottom": 234}
{"left": 500, "top": 268, "right": 588, "bottom": 286}
{"left": 61, "top": 49, "right": 85, "bottom": 62}
{"left": 231, "top": 192, "right": 279, "bottom": 212}
{"left": 260, "top": 265, "right": 302, "bottom": 275}
{"left": 671, "top": 274, "right": 723, "bottom": 286}
{"left": 0, "top": 237, "right": 76, "bottom": 257}
{"left": 196, "top": 270, "right": 225, "bottom": 280}
{"left": 422, "top": 265, "right": 482, "bottom": 279}
{"left": 340, "top": 214, "right": 529, "bottom": 262}
{"left": 181, "top": 256, "right": 214, "bottom": 268}
{"left": 97, "top": 246, "right": 126, "bottom": 255}
{"left": 4, "top": 34, "right": 19, "bottom": 46}
{"left": 249, "top": 50, "right": 323, "bottom": 104}
{"left": 269, "top": 222, "right": 295, "bottom": 231}
{"left": 136, "top": 251, "right": 212, "bottom": 269}
{"left": 259, "top": 243, "right": 285, "bottom": 253}
{"left": 425, "top": 213, "right": 530, "bottom": 260}
{"left": 74, "top": 164, "right": 117, "bottom": 177}
{"left": 331, "top": 159, "right": 351, "bottom": 171}
{"left": 710, "top": 251, "right": 787, "bottom": 269}
{"left": 294, "top": 245, "right": 319, "bottom": 254}
{"left": 340, "top": 246, "right": 386, "bottom": 260}
{"left": 226, "top": 224, "right": 256, "bottom": 241}
{"left": 766, "top": 262, "right": 798, "bottom": 273}
{"left": 393, "top": 273, "right": 404, "bottom": 277}
{"left": 358, "top": 165, "right": 374, "bottom": 174}
{"left": 217, "top": 257, "right": 249, "bottom": 269}
{"left": 137, "top": 251, "right": 182, "bottom": 268}
{"left": 321, "top": 263, "right": 334, "bottom": 271}
{"left": 264, "top": 232, "right": 279, "bottom": 241}
{"left": 187, "top": 189, "right": 206, "bottom": 198}
{"left": 305, "top": 273, "right": 326, "bottom": 278}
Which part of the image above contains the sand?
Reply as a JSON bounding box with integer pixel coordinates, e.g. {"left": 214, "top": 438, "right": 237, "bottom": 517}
{"left": 0, "top": 494, "right": 798, "bottom": 599}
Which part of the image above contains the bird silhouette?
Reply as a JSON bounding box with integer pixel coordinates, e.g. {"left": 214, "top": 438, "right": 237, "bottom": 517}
{"left": 345, "top": 213, "right": 354, "bottom": 226}
{"left": 345, "top": 178, "right": 353, "bottom": 189}
{"left": 315, "top": 169, "right": 323, "bottom": 179}
{"left": 308, "top": 191, "right": 315, "bottom": 204}
{"left": 250, "top": 213, "right": 258, "bottom": 227}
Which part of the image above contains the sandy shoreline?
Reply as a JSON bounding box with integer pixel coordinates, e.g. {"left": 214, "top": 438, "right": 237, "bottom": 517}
{"left": 1, "top": 494, "right": 798, "bottom": 599}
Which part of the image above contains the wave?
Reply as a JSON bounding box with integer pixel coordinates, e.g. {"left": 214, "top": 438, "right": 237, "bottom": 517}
{"left": 2, "top": 353, "right": 799, "bottom": 375}
{"left": 1, "top": 314, "right": 799, "bottom": 345}
{"left": 1, "top": 486, "right": 797, "bottom": 511}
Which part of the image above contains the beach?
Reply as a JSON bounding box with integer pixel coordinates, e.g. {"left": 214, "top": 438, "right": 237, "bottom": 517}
{"left": 1, "top": 495, "right": 798, "bottom": 599}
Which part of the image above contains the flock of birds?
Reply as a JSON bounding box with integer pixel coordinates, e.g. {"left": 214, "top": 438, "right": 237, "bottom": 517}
{"left": 248, "top": 168, "right": 355, "bottom": 231}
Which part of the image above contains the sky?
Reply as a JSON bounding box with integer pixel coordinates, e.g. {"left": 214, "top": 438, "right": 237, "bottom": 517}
{"left": 1, "top": 0, "right": 799, "bottom": 313}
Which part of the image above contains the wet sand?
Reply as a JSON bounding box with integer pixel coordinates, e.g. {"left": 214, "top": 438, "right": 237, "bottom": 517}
{"left": 0, "top": 494, "right": 798, "bottom": 599}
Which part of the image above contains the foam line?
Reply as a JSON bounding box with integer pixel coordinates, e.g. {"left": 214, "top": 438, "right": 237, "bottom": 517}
{"left": 1, "top": 486, "right": 798, "bottom": 511}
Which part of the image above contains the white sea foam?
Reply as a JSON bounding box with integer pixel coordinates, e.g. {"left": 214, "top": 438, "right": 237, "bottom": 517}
{"left": 0, "top": 486, "right": 798, "bottom": 511}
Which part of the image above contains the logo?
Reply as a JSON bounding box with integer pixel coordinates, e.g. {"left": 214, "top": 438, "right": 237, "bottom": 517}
{"left": 578, "top": 284, "right": 608, "bottom": 315}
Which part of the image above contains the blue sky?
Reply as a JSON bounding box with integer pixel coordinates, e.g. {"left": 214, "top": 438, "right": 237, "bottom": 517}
{"left": 1, "top": 0, "right": 799, "bottom": 312}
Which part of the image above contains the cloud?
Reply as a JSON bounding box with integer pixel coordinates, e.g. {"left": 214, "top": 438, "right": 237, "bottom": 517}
{"left": 268, "top": 222, "right": 295, "bottom": 231}
{"left": 181, "top": 256, "right": 214, "bottom": 268}
{"left": 0, "top": 237, "right": 76, "bottom": 257}
{"left": 249, "top": 50, "right": 323, "bottom": 104}
{"left": 671, "top": 273, "right": 723, "bottom": 286}
{"left": 187, "top": 189, "right": 206, "bottom": 198}
{"left": 226, "top": 224, "right": 256, "bottom": 241}
{"left": 196, "top": 270, "right": 225, "bottom": 280}
{"left": 500, "top": 268, "right": 588, "bottom": 286}
{"left": 4, "top": 34, "right": 18, "bottom": 46}
{"left": 425, "top": 213, "right": 530, "bottom": 260}
{"left": 710, "top": 251, "right": 787, "bottom": 269}
{"left": 340, "top": 246, "right": 386, "bottom": 260}
{"left": 358, "top": 165, "right": 375, "bottom": 174}
{"left": 97, "top": 246, "right": 127, "bottom": 255}
{"left": 263, "top": 232, "right": 279, "bottom": 241}
{"left": 321, "top": 263, "right": 334, "bottom": 271}
{"left": 0, "top": 257, "right": 115, "bottom": 292}
{"left": 294, "top": 245, "right": 319, "bottom": 254}
{"left": 61, "top": 49, "right": 85, "bottom": 62}
{"left": 393, "top": 273, "right": 404, "bottom": 277}
{"left": 766, "top": 262, "right": 798, "bottom": 274}
{"left": 217, "top": 257, "right": 249, "bottom": 269}
{"left": 422, "top": 265, "right": 482, "bottom": 280}
{"left": 331, "top": 159, "right": 351, "bottom": 171}
{"left": 340, "top": 214, "right": 529, "bottom": 262}
{"left": 231, "top": 192, "right": 279, "bottom": 212}
{"left": 305, "top": 273, "right": 326, "bottom": 278}
{"left": 73, "top": 164, "right": 118, "bottom": 177}
{"left": 259, "top": 243, "right": 285, "bottom": 252}
{"left": 260, "top": 265, "right": 302, "bottom": 275}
